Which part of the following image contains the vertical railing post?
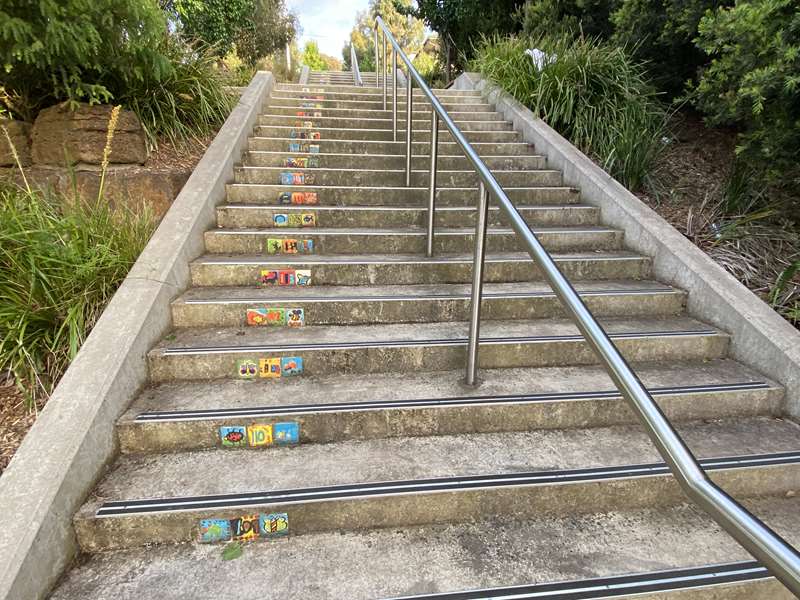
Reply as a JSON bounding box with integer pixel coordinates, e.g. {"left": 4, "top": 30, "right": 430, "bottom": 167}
{"left": 465, "top": 182, "right": 489, "bottom": 386}
{"left": 382, "top": 31, "right": 387, "bottom": 111}
{"left": 405, "top": 71, "right": 412, "bottom": 187}
{"left": 392, "top": 46, "right": 398, "bottom": 142}
{"left": 426, "top": 113, "right": 438, "bottom": 257}
{"left": 374, "top": 28, "right": 379, "bottom": 89}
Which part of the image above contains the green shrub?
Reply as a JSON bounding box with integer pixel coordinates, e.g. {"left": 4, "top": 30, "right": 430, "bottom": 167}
{"left": 520, "top": 0, "right": 617, "bottom": 40}
{"left": 472, "top": 34, "right": 668, "bottom": 190}
{"left": 0, "top": 183, "right": 155, "bottom": 401}
{"left": 120, "top": 37, "right": 236, "bottom": 150}
{"left": 611, "top": 0, "right": 733, "bottom": 96}
{"left": 692, "top": 0, "right": 800, "bottom": 192}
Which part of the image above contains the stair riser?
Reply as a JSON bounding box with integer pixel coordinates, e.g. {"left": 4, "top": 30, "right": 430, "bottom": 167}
{"left": 265, "top": 106, "right": 506, "bottom": 120}
{"left": 259, "top": 115, "right": 512, "bottom": 131}
{"left": 216, "top": 206, "right": 599, "bottom": 229}
{"left": 274, "top": 87, "right": 483, "bottom": 99}
{"left": 234, "top": 168, "right": 561, "bottom": 188}
{"left": 248, "top": 138, "right": 533, "bottom": 156}
{"left": 171, "top": 290, "right": 686, "bottom": 329}
{"left": 254, "top": 126, "right": 520, "bottom": 143}
{"left": 190, "top": 257, "right": 652, "bottom": 287}
{"left": 203, "top": 230, "right": 622, "bottom": 255}
{"left": 118, "top": 386, "right": 778, "bottom": 453}
{"left": 226, "top": 184, "right": 580, "bottom": 206}
{"left": 72, "top": 463, "right": 793, "bottom": 551}
{"left": 271, "top": 92, "right": 484, "bottom": 103}
{"left": 147, "top": 333, "right": 728, "bottom": 382}
{"left": 269, "top": 98, "right": 493, "bottom": 111}
{"left": 244, "top": 152, "right": 547, "bottom": 171}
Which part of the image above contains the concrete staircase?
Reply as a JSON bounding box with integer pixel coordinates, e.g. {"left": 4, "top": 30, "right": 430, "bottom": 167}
{"left": 49, "top": 78, "right": 800, "bottom": 599}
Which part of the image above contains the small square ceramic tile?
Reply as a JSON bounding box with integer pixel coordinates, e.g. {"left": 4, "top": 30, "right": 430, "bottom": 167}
{"left": 295, "top": 269, "right": 311, "bottom": 286}
{"left": 301, "top": 213, "right": 316, "bottom": 227}
{"left": 199, "top": 519, "right": 231, "bottom": 543}
{"left": 273, "top": 213, "right": 289, "bottom": 227}
{"left": 260, "top": 513, "right": 289, "bottom": 538}
{"left": 247, "top": 424, "right": 273, "bottom": 447}
{"left": 273, "top": 422, "right": 300, "bottom": 444}
{"left": 219, "top": 426, "right": 247, "bottom": 447}
{"left": 287, "top": 213, "right": 303, "bottom": 227}
{"left": 286, "top": 308, "right": 304, "bottom": 328}
{"left": 280, "top": 356, "right": 303, "bottom": 376}
{"left": 266, "top": 238, "right": 283, "bottom": 254}
{"left": 260, "top": 270, "right": 278, "bottom": 286}
{"left": 279, "top": 270, "right": 296, "bottom": 285}
{"left": 230, "top": 515, "right": 260, "bottom": 542}
{"left": 236, "top": 359, "right": 257, "bottom": 378}
{"left": 259, "top": 358, "right": 282, "bottom": 378}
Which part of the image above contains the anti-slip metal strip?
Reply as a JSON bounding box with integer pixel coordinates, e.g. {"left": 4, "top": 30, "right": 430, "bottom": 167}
{"left": 383, "top": 561, "right": 769, "bottom": 600}
{"left": 160, "top": 329, "right": 717, "bottom": 356}
{"left": 94, "top": 451, "right": 800, "bottom": 516}
{"left": 135, "top": 381, "right": 770, "bottom": 422}
{"left": 199, "top": 253, "right": 632, "bottom": 266}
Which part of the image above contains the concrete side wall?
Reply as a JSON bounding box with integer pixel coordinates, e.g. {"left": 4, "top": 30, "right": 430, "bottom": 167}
{"left": 299, "top": 65, "right": 310, "bottom": 85}
{"left": 0, "top": 72, "right": 275, "bottom": 600}
{"left": 454, "top": 72, "right": 800, "bottom": 418}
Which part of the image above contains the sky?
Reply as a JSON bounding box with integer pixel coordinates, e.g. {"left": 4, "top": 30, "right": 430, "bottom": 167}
{"left": 287, "top": 0, "right": 371, "bottom": 58}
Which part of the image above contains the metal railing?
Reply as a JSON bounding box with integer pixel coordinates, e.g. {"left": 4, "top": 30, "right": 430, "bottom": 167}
{"left": 373, "top": 14, "right": 800, "bottom": 597}
{"left": 350, "top": 44, "right": 363, "bottom": 87}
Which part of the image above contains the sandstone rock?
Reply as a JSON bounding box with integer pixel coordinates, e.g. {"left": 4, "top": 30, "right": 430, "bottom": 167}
{"left": 0, "top": 119, "right": 32, "bottom": 167}
{"left": 31, "top": 103, "right": 146, "bottom": 166}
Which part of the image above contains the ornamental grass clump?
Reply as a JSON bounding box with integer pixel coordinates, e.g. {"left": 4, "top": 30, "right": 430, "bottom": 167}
{"left": 472, "top": 34, "right": 669, "bottom": 190}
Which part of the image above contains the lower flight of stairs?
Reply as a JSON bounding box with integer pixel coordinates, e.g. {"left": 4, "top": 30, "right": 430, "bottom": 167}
{"left": 48, "top": 76, "right": 800, "bottom": 599}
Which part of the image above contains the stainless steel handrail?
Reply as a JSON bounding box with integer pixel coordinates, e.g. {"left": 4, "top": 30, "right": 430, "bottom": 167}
{"left": 374, "top": 14, "right": 800, "bottom": 596}
{"left": 350, "top": 44, "right": 363, "bottom": 87}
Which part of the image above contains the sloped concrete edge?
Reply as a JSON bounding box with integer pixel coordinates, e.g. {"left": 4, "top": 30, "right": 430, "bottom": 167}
{"left": 299, "top": 65, "right": 310, "bottom": 85}
{"left": 0, "top": 71, "right": 275, "bottom": 600}
{"left": 455, "top": 71, "right": 800, "bottom": 418}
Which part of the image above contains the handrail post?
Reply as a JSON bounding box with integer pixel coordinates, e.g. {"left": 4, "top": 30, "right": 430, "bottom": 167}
{"left": 374, "top": 28, "right": 379, "bottom": 89}
{"left": 392, "top": 47, "right": 398, "bottom": 142}
{"left": 465, "top": 182, "right": 489, "bottom": 386}
{"left": 426, "top": 113, "right": 438, "bottom": 257}
{"left": 405, "top": 70, "right": 412, "bottom": 187}
{"left": 382, "top": 31, "right": 387, "bottom": 111}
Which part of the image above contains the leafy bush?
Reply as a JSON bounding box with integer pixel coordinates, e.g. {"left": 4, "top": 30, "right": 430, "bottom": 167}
{"left": 120, "top": 37, "right": 236, "bottom": 150}
{"left": 611, "top": 0, "right": 734, "bottom": 96}
{"left": 0, "top": 0, "right": 171, "bottom": 117}
{"left": 692, "top": 0, "right": 800, "bottom": 192}
{"left": 521, "top": 0, "right": 617, "bottom": 40}
{"left": 0, "top": 183, "right": 155, "bottom": 400}
{"left": 472, "top": 34, "right": 668, "bottom": 189}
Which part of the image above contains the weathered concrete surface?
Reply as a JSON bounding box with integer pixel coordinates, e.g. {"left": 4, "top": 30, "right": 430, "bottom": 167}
{"left": 51, "top": 498, "right": 800, "bottom": 600}
{"left": 243, "top": 150, "right": 546, "bottom": 169}
{"left": 0, "top": 72, "right": 275, "bottom": 600}
{"left": 31, "top": 103, "right": 146, "bottom": 165}
{"left": 456, "top": 72, "right": 800, "bottom": 419}
{"left": 117, "top": 358, "right": 780, "bottom": 452}
{"left": 0, "top": 118, "right": 32, "bottom": 166}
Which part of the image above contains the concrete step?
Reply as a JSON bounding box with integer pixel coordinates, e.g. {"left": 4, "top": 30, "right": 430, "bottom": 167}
{"left": 215, "top": 203, "right": 598, "bottom": 229}
{"left": 248, "top": 137, "right": 534, "bottom": 156}
{"left": 243, "top": 150, "right": 547, "bottom": 171}
{"left": 265, "top": 105, "right": 506, "bottom": 120}
{"left": 73, "top": 416, "right": 799, "bottom": 551}
{"left": 189, "top": 251, "right": 651, "bottom": 287}
{"left": 226, "top": 183, "right": 580, "bottom": 206}
{"left": 203, "top": 226, "right": 623, "bottom": 255}
{"left": 270, "top": 88, "right": 482, "bottom": 102}
{"left": 146, "top": 316, "right": 727, "bottom": 382}
{"left": 171, "top": 280, "right": 685, "bottom": 328}
{"left": 269, "top": 97, "right": 493, "bottom": 112}
{"left": 233, "top": 166, "right": 560, "bottom": 188}
{"left": 258, "top": 113, "right": 512, "bottom": 131}
{"left": 54, "top": 497, "right": 800, "bottom": 599}
{"left": 119, "top": 358, "right": 780, "bottom": 453}
{"left": 254, "top": 125, "right": 520, "bottom": 143}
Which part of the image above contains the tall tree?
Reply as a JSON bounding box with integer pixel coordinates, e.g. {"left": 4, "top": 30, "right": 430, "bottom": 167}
{"left": 235, "top": 0, "right": 297, "bottom": 65}
{"left": 342, "top": 0, "right": 426, "bottom": 73}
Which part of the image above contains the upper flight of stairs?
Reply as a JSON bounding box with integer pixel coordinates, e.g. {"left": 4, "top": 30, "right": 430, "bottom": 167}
{"left": 49, "top": 76, "right": 800, "bottom": 599}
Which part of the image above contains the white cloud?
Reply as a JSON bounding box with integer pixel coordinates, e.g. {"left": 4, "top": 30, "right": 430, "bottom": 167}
{"left": 287, "top": 0, "right": 370, "bottom": 58}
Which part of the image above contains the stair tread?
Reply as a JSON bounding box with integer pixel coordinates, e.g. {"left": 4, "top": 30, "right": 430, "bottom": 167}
{"left": 81, "top": 416, "right": 799, "bottom": 505}
{"left": 219, "top": 203, "right": 591, "bottom": 210}
{"left": 124, "top": 358, "right": 776, "bottom": 418}
{"left": 52, "top": 496, "right": 800, "bottom": 600}
{"left": 150, "top": 315, "right": 721, "bottom": 353}
{"left": 207, "top": 226, "right": 620, "bottom": 235}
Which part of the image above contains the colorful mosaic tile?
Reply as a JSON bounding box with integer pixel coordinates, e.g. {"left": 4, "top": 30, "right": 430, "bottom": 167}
{"left": 260, "top": 270, "right": 279, "bottom": 285}
{"left": 279, "top": 269, "right": 296, "bottom": 285}
{"left": 247, "top": 307, "right": 286, "bottom": 327}
{"left": 299, "top": 239, "right": 314, "bottom": 253}
{"left": 281, "top": 239, "right": 298, "bottom": 254}
{"left": 298, "top": 192, "right": 318, "bottom": 204}
{"left": 280, "top": 356, "right": 303, "bottom": 376}
{"left": 220, "top": 426, "right": 247, "bottom": 447}
{"left": 266, "top": 238, "right": 283, "bottom": 254}
{"left": 236, "top": 359, "right": 258, "bottom": 379}
{"left": 287, "top": 308, "right": 305, "bottom": 328}
{"left": 301, "top": 213, "right": 316, "bottom": 227}
{"left": 259, "top": 358, "right": 282, "bottom": 378}
{"left": 308, "top": 144, "right": 320, "bottom": 154}
{"left": 273, "top": 213, "right": 289, "bottom": 227}
{"left": 295, "top": 269, "right": 312, "bottom": 286}
{"left": 260, "top": 513, "right": 290, "bottom": 538}
{"left": 307, "top": 157, "right": 320, "bottom": 168}
{"left": 199, "top": 519, "right": 231, "bottom": 543}
{"left": 273, "top": 422, "right": 300, "bottom": 444}
{"left": 287, "top": 213, "right": 303, "bottom": 227}
{"left": 230, "top": 515, "right": 260, "bottom": 542}
{"left": 283, "top": 157, "right": 307, "bottom": 168}
{"left": 247, "top": 424, "right": 273, "bottom": 447}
